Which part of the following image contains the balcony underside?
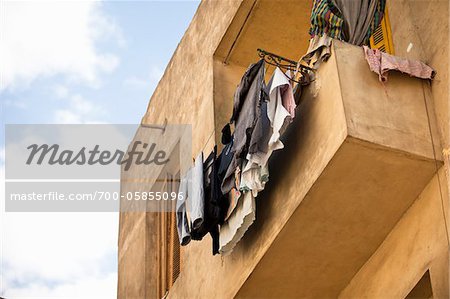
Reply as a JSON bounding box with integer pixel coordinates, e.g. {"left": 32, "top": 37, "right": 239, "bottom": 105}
{"left": 236, "top": 137, "right": 437, "bottom": 298}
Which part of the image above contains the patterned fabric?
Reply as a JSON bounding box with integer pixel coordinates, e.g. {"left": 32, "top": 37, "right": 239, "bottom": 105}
{"left": 363, "top": 46, "right": 436, "bottom": 82}
{"left": 309, "top": 0, "right": 386, "bottom": 45}
{"left": 365, "top": 0, "right": 386, "bottom": 43}
{"left": 309, "top": 0, "right": 345, "bottom": 40}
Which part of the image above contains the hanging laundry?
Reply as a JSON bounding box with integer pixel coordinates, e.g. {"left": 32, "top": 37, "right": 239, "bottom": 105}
{"left": 214, "top": 53, "right": 306, "bottom": 255}
{"left": 224, "top": 165, "right": 243, "bottom": 221}
{"left": 221, "top": 123, "right": 232, "bottom": 145}
{"left": 334, "top": 0, "right": 386, "bottom": 45}
{"left": 248, "top": 89, "right": 270, "bottom": 156}
{"left": 176, "top": 152, "right": 204, "bottom": 246}
{"left": 212, "top": 143, "right": 231, "bottom": 225}
{"left": 190, "top": 149, "right": 217, "bottom": 241}
{"left": 309, "top": 0, "right": 385, "bottom": 46}
{"left": 221, "top": 59, "right": 266, "bottom": 194}
{"left": 301, "top": 34, "right": 333, "bottom": 69}
{"left": 363, "top": 46, "right": 436, "bottom": 82}
{"left": 190, "top": 146, "right": 228, "bottom": 254}
{"left": 267, "top": 68, "right": 295, "bottom": 152}
{"left": 281, "top": 71, "right": 296, "bottom": 118}
{"left": 242, "top": 99, "right": 271, "bottom": 197}
{"left": 240, "top": 160, "right": 269, "bottom": 197}
{"left": 190, "top": 152, "right": 204, "bottom": 229}
{"left": 309, "top": 0, "right": 345, "bottom": 41}
{"left": 217, "top": 125, "right": 234, "bottom": 218}
{"left": 219, "top": 189, "right": 256, "bottom": 256}
{"left": 176, "top": 172, "right": 191, "bottom": 246}
{"left": 221, "top": 70, "right": 291, "bottom": 253}
{"left": 241, "top": 67, "right": 296, "bottom": 197}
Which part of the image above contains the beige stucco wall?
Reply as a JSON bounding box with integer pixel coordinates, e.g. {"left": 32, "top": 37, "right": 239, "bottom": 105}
{"left": 339, "top": 169, "right": 449, "bottom": 299}
{"left": 389, "top": 0, "right": 450, "bottom": 230}
{"left": 389, "top": 0, "right": 449, "bottom": 148}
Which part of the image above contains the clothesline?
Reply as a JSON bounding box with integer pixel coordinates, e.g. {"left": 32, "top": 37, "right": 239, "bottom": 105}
{"left": 176, "top": 55, "right": 305, "bottom": 256}
{"left": 257, "top": 48, "right": 313, "bottom": 72}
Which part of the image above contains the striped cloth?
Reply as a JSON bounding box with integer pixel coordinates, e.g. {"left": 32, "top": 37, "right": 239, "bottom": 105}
{"left": 309, "top": 0, "right": 345, "bottom": 40}
{"left": 309, "top": 0, "right": 386, "bottom": 45}
{"left": 365, "top": 0, "right": 386, "bottom": 41}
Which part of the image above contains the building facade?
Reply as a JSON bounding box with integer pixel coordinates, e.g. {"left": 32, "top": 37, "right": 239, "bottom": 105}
{"left": 118, "top": 1, "right": 450, "bottom": 298}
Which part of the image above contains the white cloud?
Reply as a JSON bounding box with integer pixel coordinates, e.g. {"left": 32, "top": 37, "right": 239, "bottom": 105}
{"left": 50, "top": 84, "right": 108, "bottom": 124}
{"left": 0, "top": 0, "right": 123, "bottom": 91}
{"left": 3, "top": 272, "right": 117, "bottom": 299}
{"left": 53, "top": 93, "right": 106, "bottom": 124}
{"left": 53, "top": 109, "right": 83, "bottom": 124}
{"left": 0, "top": 159, "right": 118, "bottom": 298}
{"left": 70, "top": 94, "right": 96, "bottom": 114}
{"left": 2, "top": 211, "right": 118, "bottom": 295}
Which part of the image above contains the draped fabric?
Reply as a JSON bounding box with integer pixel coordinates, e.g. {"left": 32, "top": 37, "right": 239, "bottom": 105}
{"left": 309, "top": 0, "right": 386, "bottom": 46}
{"left": 309, "top": 0, "right": 345, "bottom": 40}
{"left": 363, "top": 46, "right": 436, "bottom": 82}
{"left": 334, "top": 0, "right": 386, "bottom": 45}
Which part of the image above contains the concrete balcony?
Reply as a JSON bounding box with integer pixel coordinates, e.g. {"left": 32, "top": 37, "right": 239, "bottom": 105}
{"left": 168, "top": 41, "right": 442, "bottom": 298}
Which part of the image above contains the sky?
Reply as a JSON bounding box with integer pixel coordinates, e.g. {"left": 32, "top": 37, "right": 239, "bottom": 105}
{"left": 0, "top": 1, "right": 200, "bottom": 298}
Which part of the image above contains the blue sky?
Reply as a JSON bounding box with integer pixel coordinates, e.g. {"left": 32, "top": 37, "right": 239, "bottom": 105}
{"left": 0, "top": 1, "right": 199, "bottom": 297}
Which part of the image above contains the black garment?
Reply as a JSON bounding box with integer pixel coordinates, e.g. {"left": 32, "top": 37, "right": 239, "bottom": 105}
{"left": 218, "top": 138, "right": 233, "bottom": 181}
{"left": 221, "top": 123, "right": 232, "bottom": 145}
{"left": 190, "top": 149, "right": 217, "bottom": 241}
{"left": 190, "top": 146, "right": 229, "bottom": 255}
{"left": 215, "top": 143, "right": 232, "bottom": 224}
{"left": 221, "top": 59, "right": 266, "bottom": 194}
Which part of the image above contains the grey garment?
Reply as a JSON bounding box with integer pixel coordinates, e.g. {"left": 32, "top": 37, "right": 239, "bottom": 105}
{"left": 190, "top": 152, "right": 205, "bottom": 229}
{"left": 230, "top": 59, "right": 266, "bottom": 123}
{"left": 221, "top": 60, "right": 266, "bottom": 194}
{"left": 333, "top": 0, "right": 379, "bottom": 45}
{"left": 176, "top": 173, "right": 191, "bottom": 246}
{"left": 176, "top": 152, "right": 205, "bottom": 245}
{"left": 248, "top": 88, "right": 270, "bottom": 155}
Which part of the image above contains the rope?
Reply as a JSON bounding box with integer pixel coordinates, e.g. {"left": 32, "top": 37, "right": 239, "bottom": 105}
{"left": 421, "top": 80, "right": 450, "bottom": 247}
{"left": 201, "top": 129, "right": 215, "bottom": 154}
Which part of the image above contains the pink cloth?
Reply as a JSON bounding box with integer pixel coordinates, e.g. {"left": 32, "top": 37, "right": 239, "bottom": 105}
{"left": 281, "top": 83, "right": 295, "bottom": 118}
{"left": 363, "top": 46, "right": 435, "bottom": 82}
